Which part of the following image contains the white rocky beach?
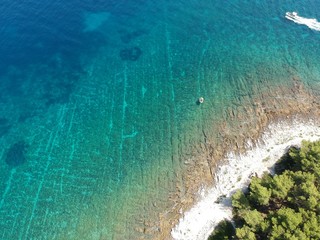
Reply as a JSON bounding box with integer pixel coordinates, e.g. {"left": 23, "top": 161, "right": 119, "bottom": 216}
{"left": 172, "top": 119, "right": 320, "bottom": 240}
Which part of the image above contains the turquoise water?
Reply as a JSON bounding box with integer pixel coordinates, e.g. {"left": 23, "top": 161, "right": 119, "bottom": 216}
{"left": 1, "top": 0, "right": 320, "bottom": 239}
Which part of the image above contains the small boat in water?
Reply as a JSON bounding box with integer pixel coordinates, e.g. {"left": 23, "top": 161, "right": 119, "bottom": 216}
{"left": 198, "top": 97, "right": 204, "bottom": 104}
{"left": 285, "top": 11, "right": 298, "bottom": 21}
{"left": 285, "top": 11, "right": 320, "bottom": 31}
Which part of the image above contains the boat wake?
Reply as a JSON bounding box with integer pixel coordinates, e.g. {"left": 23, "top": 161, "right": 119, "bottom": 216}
{"left": 285, "top": 12, "right": 320, "bottom": 31}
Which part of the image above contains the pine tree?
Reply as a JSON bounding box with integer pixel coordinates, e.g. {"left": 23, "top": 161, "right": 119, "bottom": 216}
{"left": 209, "top": 140, "right": 320, "bottom": 240}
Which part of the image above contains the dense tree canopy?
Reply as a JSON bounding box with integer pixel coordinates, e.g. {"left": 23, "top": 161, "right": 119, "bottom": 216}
{"left": 209, "top": 140, "right": 320, "bottom": 240}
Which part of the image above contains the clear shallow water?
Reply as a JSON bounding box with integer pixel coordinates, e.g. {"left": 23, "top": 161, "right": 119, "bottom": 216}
{"left": 0, "top": 0, "right": 320, "bottom": 239}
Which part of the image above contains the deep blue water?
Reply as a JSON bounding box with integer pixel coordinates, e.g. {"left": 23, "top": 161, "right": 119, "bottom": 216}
{"left": 1, "top": 0, "right": 320, "bottom": 239}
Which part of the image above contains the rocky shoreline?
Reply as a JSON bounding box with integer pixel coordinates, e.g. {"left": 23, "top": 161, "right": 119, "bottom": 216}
{"left": 149, "top": 77, "right": 320, "bottom": 239}
{"left": 171, "top": 118, "right": 320, "bottom": 239}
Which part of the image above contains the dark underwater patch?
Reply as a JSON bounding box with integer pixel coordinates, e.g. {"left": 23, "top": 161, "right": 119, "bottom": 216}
{"left": 120, "top": 29, "right": 147, "bottom": 44}
{"left": 18, "top": 111, "right": 35, "bottom": 123}
{"left": 5, "top": 141, "right": 28, "bottom": 167}
{"left": 0, "top": 118, "right": 8, "bottom": 125}
{"left": 42, "top": 71, "right": 80, "bottom": 107}
{"left": 119, "top": 47, "right": 142, "bottom": 61}
{"left": 43, "top": 82, "right": 74, "bottom": 106}
{"left": 4, "top": 76, "right": 24, "bottom": 97}
{"left": 0, "top": 125, "right": 11, "bottom": 138}
{"left": 0, "top": 118, "right": 12, "bottom": 137}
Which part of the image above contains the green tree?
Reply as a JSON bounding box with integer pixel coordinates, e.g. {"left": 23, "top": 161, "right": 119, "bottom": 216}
{"left": 238, "top": 209, "right": 264, "bottom": 229}
{"left": 270, "top": 173, "right": 294, "bottom": 200}
{"left": 300, "top": 209, "right": 320, "bottom": 239}
{"left": 208, "top": 220, "right": 235, "bottom": 240}
{"left": 249, "top": 177, "right": 271, "bottom": 206}
{"left": 232, "top": 190, "right": 250, "bottom": 210}
{"left": 208, "top": 140, "right": 320, "bottom": 240}
{"left": 236, "top": 225, "right": 256, "bottom": 240}
{"left": 270, "top": 207, "right": 302, "bottom": 232}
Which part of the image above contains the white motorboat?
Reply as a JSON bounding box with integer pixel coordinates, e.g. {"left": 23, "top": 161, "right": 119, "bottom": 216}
{"left": 285, "top": 11, "right": 298, "bottom": 21}
{"left": 285, "top": 11, "right": 320, "bottom": 31}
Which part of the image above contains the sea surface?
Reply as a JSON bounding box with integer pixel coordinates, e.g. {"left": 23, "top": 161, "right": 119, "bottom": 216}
{"left": 0, "top": 0, "right": 320, "bottom": 239}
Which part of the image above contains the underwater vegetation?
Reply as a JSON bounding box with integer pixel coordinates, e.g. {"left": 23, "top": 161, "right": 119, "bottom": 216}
{"left": 4, "top": 75, "right": 24, "bottom": 97}
{"left": 42, "top": 70, "right": 80, "bottom": 106}
{"left": 119, "top": 46, "right": 142, "bottom": 61}
{"left": 120, "top": 29, "right": 147, "bottom": 44}
{"left": 0, "top": 118, "right": 12, "bottom": 138}
{"left": 5, "top": 141, "right": 28, "bottom": 167}
{"left": 18, "top": 111, "right": 35, "bottom": 123}
{"left": 43, "top": 81, "right": 74, "bottom": 106}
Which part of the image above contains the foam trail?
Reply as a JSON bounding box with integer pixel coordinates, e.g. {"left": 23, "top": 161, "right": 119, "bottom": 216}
{"left": 285, "top": 12, "right": 320, "bottom": 31}
{"left": 171, "top": 119, "right": 320, "bottom": 240}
